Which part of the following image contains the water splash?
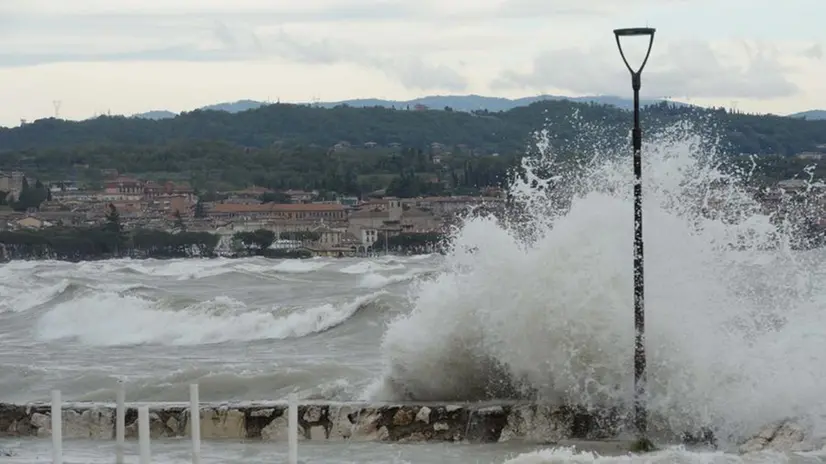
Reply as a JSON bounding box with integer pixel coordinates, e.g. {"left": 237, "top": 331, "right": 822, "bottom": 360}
{"left": 367, "top": 119, "right": 826, "bottom": 444}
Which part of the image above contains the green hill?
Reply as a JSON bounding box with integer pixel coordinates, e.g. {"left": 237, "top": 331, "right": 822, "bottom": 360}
{"left": 1, "top": 100, "right": 825, "bottom": 195}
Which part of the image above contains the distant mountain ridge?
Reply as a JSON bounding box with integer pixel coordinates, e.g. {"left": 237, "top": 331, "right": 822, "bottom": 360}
{"left": 788, "top": 110, "right": 826, "bottom": 120}
{"left": 132, "top": 94, "right": 826, "bottom": 121}
{"left": 132, "top": 94, "right": 692, "bottom": 120}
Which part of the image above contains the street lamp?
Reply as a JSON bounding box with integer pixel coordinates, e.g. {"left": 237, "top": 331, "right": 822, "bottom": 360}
{"left": 613, "top": 26, "right": 656, "bottom": 450}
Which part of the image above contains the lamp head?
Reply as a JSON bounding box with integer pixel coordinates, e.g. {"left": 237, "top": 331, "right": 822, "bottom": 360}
{"left": 613, "top": 27, "right": 656, "bottom": 75}
{"left": 614, "top": 27, "right": 656, "bottom": 38}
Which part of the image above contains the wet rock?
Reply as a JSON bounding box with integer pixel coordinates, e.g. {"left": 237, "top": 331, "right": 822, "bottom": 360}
{"left": 63, "top": 407, "right": 113, "bottom": 439}
{"left": 466, "top": 406, "right": 509, "bottom": 443}
{"left": 308, "top": 425, "right": 327, "bottom": 440}
{"left": 241, "top": 405, "right": 284, "bottom": 439}
{"left": 416, "top": 406, "right": 431, "bottom": 424}
{"left": 328, "top": 406, "right": 354, "bottom": 440}
{"left": 392, "top": 408, "right": 415, "bottom": 426}
{"left": 347, "top": 409, "right": 384, "bottom": 441}
{"left": 197, "top": 407, "right": 245, "bottom": 439}
{"left": 499, "top": 405, "right": 568, "bottom": 443}
{"left": 302, "top": 406, "right": 323, "bottom": 423}
{"left": 0, "top": 404, "right": 28, "bottom": 436}
{"left": 261, "top": 415, "right": 303, "bottom": 441}
{"left": 0, "top": 400, "right": 636, "bottom": 444}
{"left": 30, "top": 412, "right": 50, "bottom": 437}
{"left": 740, "top": 420, "right": 809, "bottom": 454}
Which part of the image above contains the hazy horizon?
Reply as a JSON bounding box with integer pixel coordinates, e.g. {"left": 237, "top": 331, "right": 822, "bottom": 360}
{"left": 1, "top": 0, "right": 825, "bottom": 127}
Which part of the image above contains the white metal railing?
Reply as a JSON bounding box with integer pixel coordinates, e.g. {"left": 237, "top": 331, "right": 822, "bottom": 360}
{"left": 48, "top": 384, "right": 299, "bottom": 464}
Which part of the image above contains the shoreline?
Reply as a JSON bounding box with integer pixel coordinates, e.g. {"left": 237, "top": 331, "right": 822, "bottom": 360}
{"left": 0, "top": 400, "right": 709, "bottom": 446}
{"left": 0, "top": 251, "right": 430, "bottom": 264}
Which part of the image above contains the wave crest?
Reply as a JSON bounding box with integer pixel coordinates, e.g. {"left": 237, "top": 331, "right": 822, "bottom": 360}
{"left": 367, "top": 123, "right": 826, "bottom": 442}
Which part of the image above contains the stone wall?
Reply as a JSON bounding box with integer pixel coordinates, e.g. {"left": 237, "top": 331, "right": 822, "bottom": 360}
{"left": 0, "top": 401, "right": 629, "bottom": 443}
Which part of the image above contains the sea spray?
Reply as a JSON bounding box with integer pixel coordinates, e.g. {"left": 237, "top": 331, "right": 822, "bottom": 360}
{"left": 367, "top": 119, "right": 826, "bottom": 444}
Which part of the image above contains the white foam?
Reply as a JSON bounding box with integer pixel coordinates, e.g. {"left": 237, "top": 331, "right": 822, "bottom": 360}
{"left": 35, "top": 290, "right": 384, "bottom": 346}
{"left": 0, "top": 278, "right": 71, "bottom": 313}
{"left": 271, "top": 260, "right": 330, "bottom": 273}
{"left": 501, "top": 446, "right": 794, "bottom": 463}
{"left": 368, "top": 123, "right": 826, "bottom": 443}
{"left": 340, "top": 261, "right": 406, "bottom": 274}
{"left": 358, "top": 271, "right": 422, "bottom": 289}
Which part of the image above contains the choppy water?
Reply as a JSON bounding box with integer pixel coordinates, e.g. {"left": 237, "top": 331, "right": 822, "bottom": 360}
{"left": 6, "top": 123, "right": 826, "bottom": 462}
{"left": 0, "top": 255, "right": 433, "bottom": 403}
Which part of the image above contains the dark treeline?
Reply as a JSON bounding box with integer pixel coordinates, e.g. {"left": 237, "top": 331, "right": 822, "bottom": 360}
{"left": 0, "top": 204, "right": 221, "bottom": 261}
{"left": 1, "top": 100, "right": 824, "bottom": 194}
{"left": 3, "top": 100, "right": 825, "bottom": 155}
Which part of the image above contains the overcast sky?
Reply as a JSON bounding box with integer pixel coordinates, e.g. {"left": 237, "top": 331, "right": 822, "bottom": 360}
{"left": 0, "top": 0, "right": 824, "bottom": 126}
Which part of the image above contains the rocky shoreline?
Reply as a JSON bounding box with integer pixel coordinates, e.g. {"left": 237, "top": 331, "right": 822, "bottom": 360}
{"left": 0, "top": 401, "right": 667, "bottom": 444}
{"left": 0, "top": 401, "right": 812, "bottom": 454}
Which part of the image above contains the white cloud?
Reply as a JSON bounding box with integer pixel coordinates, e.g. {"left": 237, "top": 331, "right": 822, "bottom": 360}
{"left": 803, "top": 43, "right": 823, "bottom": 60}
{"left": 492, "top": 40, "right": 799, "bottom": 100}
{"left": 0, "top": 0, "right": 825, "bottom": 125}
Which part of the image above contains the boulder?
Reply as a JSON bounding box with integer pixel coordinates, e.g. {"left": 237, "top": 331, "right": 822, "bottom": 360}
{"left": 740, "top": 419, "right": 810, "bottom": 453}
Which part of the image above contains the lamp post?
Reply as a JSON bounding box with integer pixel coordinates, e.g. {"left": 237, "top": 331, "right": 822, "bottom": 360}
{"left": 613, "top": 26, "right": 656, "bottom": 449}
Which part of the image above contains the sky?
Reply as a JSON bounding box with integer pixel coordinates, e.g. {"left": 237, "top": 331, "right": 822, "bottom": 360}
{"left": 0, "top": 0, "right": 825, "bottom": 127}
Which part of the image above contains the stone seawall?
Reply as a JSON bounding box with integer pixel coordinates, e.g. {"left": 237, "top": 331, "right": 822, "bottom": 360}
{"left": 0, "top": 401, "right": 628, "bottom": 443}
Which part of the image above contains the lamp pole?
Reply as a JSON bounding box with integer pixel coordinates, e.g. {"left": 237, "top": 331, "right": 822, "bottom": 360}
{"left": 613, "top": 26, "right": 656, "bottom": 448}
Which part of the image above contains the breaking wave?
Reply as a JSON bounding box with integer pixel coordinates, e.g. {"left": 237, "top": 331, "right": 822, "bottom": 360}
{"left": 367, "top": 122, "right": 826, "bottom": 446}
{"left": 35, "top": 290, "right": 387, "bottom": 346}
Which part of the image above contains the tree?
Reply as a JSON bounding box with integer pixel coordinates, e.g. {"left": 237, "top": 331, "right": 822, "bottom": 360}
{"left": 1, "top": 100, "right": 824, "bottom": 194}
{"left": 193, "top": 200, "right": 206, "bottom": 218}
{"left": 11, "top": 176, "right": 49, "bottom": 212}
{"left": 232, "top": 229, "right": 276, "bottom": 255}
{"left": 260, "top": 192, "right": 291, "bottom": 203}
{"left": 0, "top": 227, "right": 222, "bottom": 261}
{"left": 103, "top": 203, "right": 121, "bottom": 234}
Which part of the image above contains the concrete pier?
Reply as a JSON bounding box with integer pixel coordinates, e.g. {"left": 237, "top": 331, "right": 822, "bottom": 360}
{"left": 0, "top": 401, "right": 630, "bottom": 443}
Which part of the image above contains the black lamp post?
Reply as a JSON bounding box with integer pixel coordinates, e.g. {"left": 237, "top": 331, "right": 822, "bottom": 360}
{"left": 613, "top": 26, "right": 656, "bottom": 447}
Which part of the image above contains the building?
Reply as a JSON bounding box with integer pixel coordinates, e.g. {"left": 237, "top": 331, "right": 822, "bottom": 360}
{"left": 283, "top": 190, "right": 316, "bottom": 203}
{"left": 348, "top": 198, "right": 440, "bottom": 248}
{"left": 406, "top": 196, "right": 505, "bottom": 217}
{"left": 0, "top": 171, "right": 26, "bottom": 194}
{"left": 104, "top": 176, "right": 143, "bottom": 196}
{"left": 207, "top": 203, "right": 347, "bottom": 221}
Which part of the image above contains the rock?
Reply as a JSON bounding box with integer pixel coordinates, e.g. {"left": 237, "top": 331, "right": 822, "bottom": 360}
{"left": 250, "top": 408, "right": 274, "bottom": 418}
{"left": 328, "top": 406, "right": 354, "bottom": 440}
{"left": 302, "top": 406, "right": 323, "bottom": 423}
{"left": 499, "top": 405, "right": 567, "bottom": 443}
{"left": 308, "top": 425, "right": 327, "bottom": 440}
{"left": 392, "top": 408, "right": 415, "bottom": 427}
{"left": 740, "top": 420, "right": 809, "bottom": 454}
{"left": 261, "top": 415, "right": 293, "bottom": 441}
{"left": 197, "top": 408, "right": 245, "bottom": 439}
{"left": 415, "top": 406, "right": 431, "bottom": 424}
{"left": 0, "top": 400, "right": 648, "bottom": 444}
{"left": 167, "top": 416, "right": 179, "bottom": 432}
{"left": 30, "top": 412, "right": 50, "bottom": 437}
{"left": 348, "top": 410, "right": 385, "bottom": 441}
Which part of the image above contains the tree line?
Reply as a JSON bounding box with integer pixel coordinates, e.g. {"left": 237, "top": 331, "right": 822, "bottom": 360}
{"left": 1, "top": 100, "right": 824, "bottom": 196}
{"left": 0, "top": 205, "right": 222, "bottom": 261}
